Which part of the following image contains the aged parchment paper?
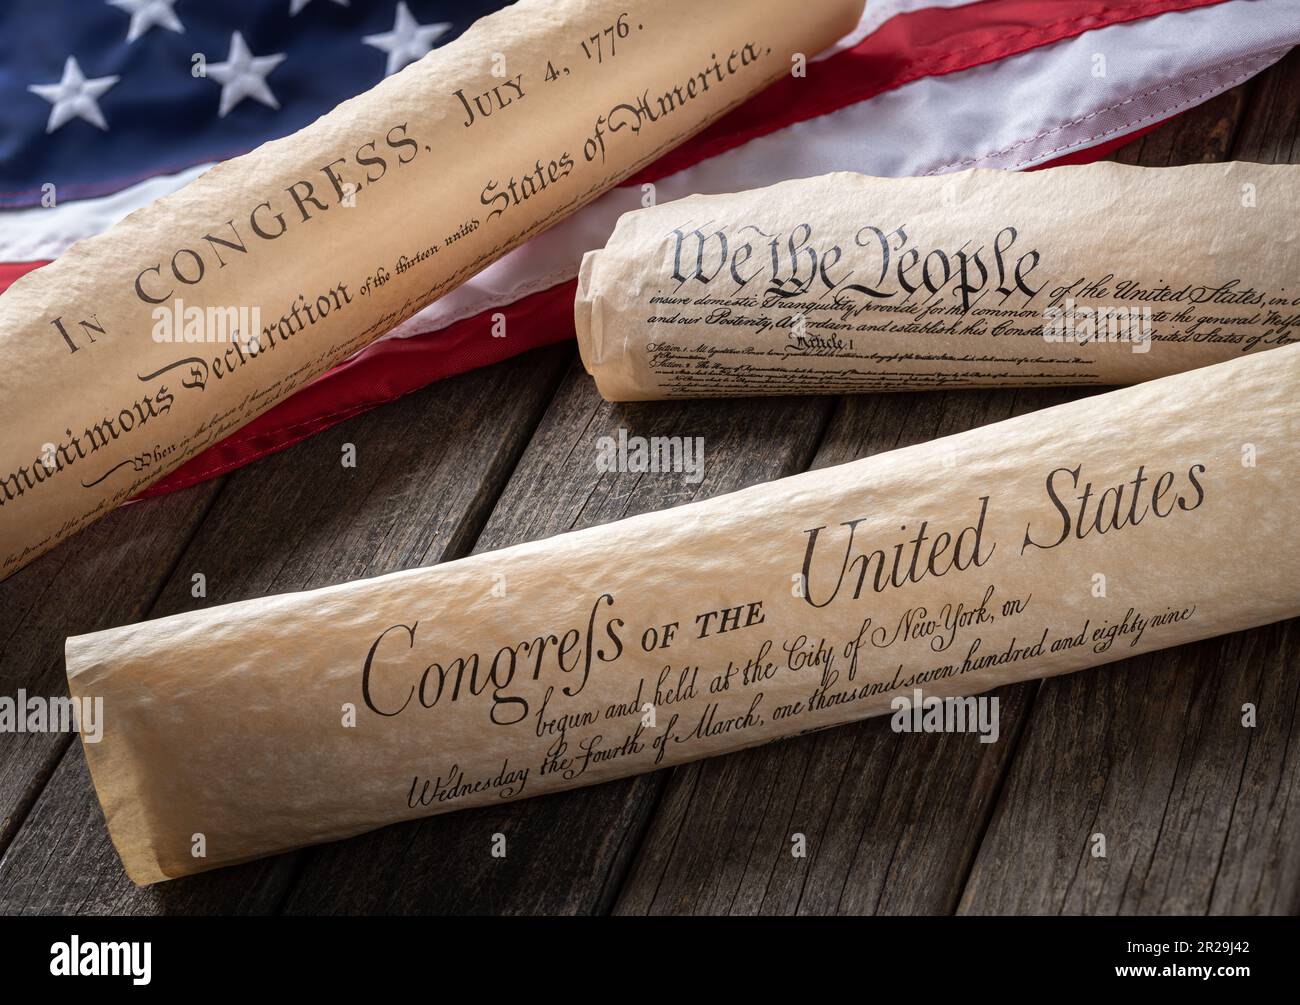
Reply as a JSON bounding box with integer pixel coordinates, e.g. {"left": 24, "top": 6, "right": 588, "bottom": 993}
{"left": 575, "top": 164, "right": 1300, "bottom": 400}
{"left": 0, "top": 0, "right": 864, "bottom": 581}
{"left": 67, "top": 343, "right": 1300, "bottom": 883}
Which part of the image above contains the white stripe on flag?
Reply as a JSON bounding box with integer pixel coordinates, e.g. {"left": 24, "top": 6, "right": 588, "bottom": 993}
{"left": 1, "top": 162, "right": 212, "bottom": 263}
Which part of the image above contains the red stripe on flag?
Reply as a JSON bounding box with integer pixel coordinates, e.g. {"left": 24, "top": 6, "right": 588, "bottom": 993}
{"left": 0, "top": 261, "right": 48, "bottom": 289}
{"left": 625, "top": 0, "right": 1229, "bottom": 185}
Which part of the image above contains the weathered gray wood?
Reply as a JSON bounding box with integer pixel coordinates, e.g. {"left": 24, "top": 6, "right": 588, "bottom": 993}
{"left": 955, "top": 54, "right": 1300, "bottom": 915}
{"left": 280, "top": 360, "right": 836, "bottom": 914}
{"left": 0, "top": 346, "right": 571, "bottom": 914}
{"left": 958, "top": 622, "right": 1300, "bottom": 914}
{"left": 0, "top": 481, "right": 221, "bottom": 854}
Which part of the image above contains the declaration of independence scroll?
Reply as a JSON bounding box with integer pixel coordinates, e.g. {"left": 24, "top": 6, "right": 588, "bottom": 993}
{"left": 575, "top": 164, "right": 1300, "bottom": 400}
{"left": 68, "top": 344, "right": 1300, "bottom": 883}
{"left": 0, "top": 0, "right": 864, "bottom": 581}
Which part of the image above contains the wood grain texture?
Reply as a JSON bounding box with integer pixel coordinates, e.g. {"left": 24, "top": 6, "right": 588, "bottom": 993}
{"left": 958, "top": 621, "right": 1300, "bottom": 915}
{"left": 0, "top": 347, "right": 570, "bottom": 914}
{"left": 0, "top": 482, "right": 221, "bottom": 854}
{"left": 280, "top": 360, "right": 835, "bottom": 914}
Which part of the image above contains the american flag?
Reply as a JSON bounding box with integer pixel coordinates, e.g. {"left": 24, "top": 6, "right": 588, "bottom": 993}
{"left": 2, "top": 0, "right": 1296, "bottom": 495}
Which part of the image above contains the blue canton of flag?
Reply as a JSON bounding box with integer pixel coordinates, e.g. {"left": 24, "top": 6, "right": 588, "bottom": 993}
{"left": 0, "top": 0, "right": 512, "bottom": 208}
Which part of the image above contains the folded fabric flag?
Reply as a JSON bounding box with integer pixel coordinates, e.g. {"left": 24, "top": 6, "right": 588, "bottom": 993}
{"left": 2, "top": 0, "right": 1297, "bottom": 496}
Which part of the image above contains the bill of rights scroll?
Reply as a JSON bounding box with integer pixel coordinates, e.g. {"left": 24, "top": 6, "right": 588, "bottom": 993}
{"left": 67, "top": 343, "right": 1300, "bottom": 883}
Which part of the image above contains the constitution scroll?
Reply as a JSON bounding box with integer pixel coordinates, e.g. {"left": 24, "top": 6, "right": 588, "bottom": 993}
{"left": 0, "top": 0, "right": 864, "bottom": 581}
{"left": 575, "top": 164, "right": 1300, "bottom": 400}
{"left": 67, "top": 344, "right": 1300, "bottom": 883}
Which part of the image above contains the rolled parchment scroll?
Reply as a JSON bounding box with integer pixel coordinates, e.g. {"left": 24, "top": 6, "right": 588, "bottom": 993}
{"left": 575, "top": 164, "right": 1300, "bottom": 400}
{"left": 0, "top": 0, "right": 864, "bottom": 582}
{"left": 69, "top": 344, "right": 1299, "bottom": 883}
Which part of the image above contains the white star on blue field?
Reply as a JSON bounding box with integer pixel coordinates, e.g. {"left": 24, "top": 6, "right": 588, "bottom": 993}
{"left": 2, "top": 0, "right": 509, "bottom": 208}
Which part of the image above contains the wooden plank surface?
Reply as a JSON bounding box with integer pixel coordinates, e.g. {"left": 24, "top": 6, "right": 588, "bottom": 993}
{"left": 1, "top": 55, "right": 1297, "bottom": 915}
{"left": 0, "top": 483, "right": 222, "bottom": 852}
{"left": 959, "top": 623, "right": 1300, "bottom": 914}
